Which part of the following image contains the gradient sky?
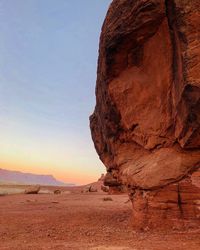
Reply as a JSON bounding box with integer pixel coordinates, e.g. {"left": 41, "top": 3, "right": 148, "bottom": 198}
{"left": 0, "top": 0, "right": 111, "bottom": 185}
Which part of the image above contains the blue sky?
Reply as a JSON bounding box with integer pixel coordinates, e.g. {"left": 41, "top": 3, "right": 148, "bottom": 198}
{"left": 0, "top": 0, "right": 111, "bottom": 184}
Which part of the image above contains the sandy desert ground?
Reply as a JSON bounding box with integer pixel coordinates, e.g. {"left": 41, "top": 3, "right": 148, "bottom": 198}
{"left": 0, "top": 187, "right": 200, "bottom": 250}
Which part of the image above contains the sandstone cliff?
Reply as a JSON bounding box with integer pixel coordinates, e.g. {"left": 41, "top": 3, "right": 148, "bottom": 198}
{"left": 90, "top": 0, "right": 200, "bottom": 229}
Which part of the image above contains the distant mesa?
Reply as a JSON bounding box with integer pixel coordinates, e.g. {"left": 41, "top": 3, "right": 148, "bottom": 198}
{"left": 0, "top": 168, "right": 74, "bottom": 186}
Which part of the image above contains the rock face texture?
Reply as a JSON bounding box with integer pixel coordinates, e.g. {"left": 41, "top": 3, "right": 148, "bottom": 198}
{"left": 90, "top": 0, "right": 200, "bottom": 229}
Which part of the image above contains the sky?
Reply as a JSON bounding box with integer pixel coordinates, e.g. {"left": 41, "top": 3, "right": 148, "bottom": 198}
{"left": 0, "top": 0, "right": 111, "bottom": 185}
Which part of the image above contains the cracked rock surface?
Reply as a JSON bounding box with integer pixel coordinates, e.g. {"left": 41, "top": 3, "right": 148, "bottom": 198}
{"left": 90, "top": 0, "right": 200, "bottom": 228}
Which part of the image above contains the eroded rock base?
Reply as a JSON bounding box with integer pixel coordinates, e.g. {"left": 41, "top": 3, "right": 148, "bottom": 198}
{"left": 129, "top": 171, "right": 200, "bottom": 229}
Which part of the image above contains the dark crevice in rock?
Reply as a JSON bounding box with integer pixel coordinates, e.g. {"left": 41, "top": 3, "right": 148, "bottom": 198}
{"left": 165, "top": 0, "right": 183, "bottom": 92}
{"left": 165, "top": 0, "right": 185, "bottom": 146}
{"left": 165, "top": 0, "right": 199, "bottom": 149}
{"left": 177, "top": 184, "right": 183, "bottom": 216}
{"left": 177, "top": 84, "right": 200, "bottom": 148}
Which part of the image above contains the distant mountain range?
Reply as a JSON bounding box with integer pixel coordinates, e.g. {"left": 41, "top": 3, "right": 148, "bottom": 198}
{"left": 0, "top": 168, "right": 74, "bottom": 186}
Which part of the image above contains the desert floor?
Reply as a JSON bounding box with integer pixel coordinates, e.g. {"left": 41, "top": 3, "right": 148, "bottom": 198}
{"left": 0, "top": 190, "right": 200, "bottom": 250}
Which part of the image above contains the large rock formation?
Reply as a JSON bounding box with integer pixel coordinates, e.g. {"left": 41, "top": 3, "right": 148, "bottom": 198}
{"left": 90, "top": 0, "right": 200, "bottom": 229}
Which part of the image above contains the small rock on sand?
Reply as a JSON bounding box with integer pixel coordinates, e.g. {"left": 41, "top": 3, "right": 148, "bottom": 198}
{"left": 25, "top": 185, "right": 40, "bottom": 194}
{"left": 54, "top": 189, "right": 61, "bottom": 194}
{"left": 103, "top": 197, "right": 113, "bottom": 201}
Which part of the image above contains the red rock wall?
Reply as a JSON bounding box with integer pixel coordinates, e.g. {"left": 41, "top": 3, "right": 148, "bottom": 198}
{"left": 90, "top": 0, "right": 200, "bottom": 229}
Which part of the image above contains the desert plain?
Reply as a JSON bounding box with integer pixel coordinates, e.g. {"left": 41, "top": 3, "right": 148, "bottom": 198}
{"left": 0, "top": 184, "right": 200, "bottom": 250}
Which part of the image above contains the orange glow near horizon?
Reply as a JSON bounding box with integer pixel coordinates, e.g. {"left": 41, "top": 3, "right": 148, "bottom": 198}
{"left": 0, "top": 126, "right": 105, "bottom": 185}
{"left": 0, "top": 158, "right": 104, "bottom": 185}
